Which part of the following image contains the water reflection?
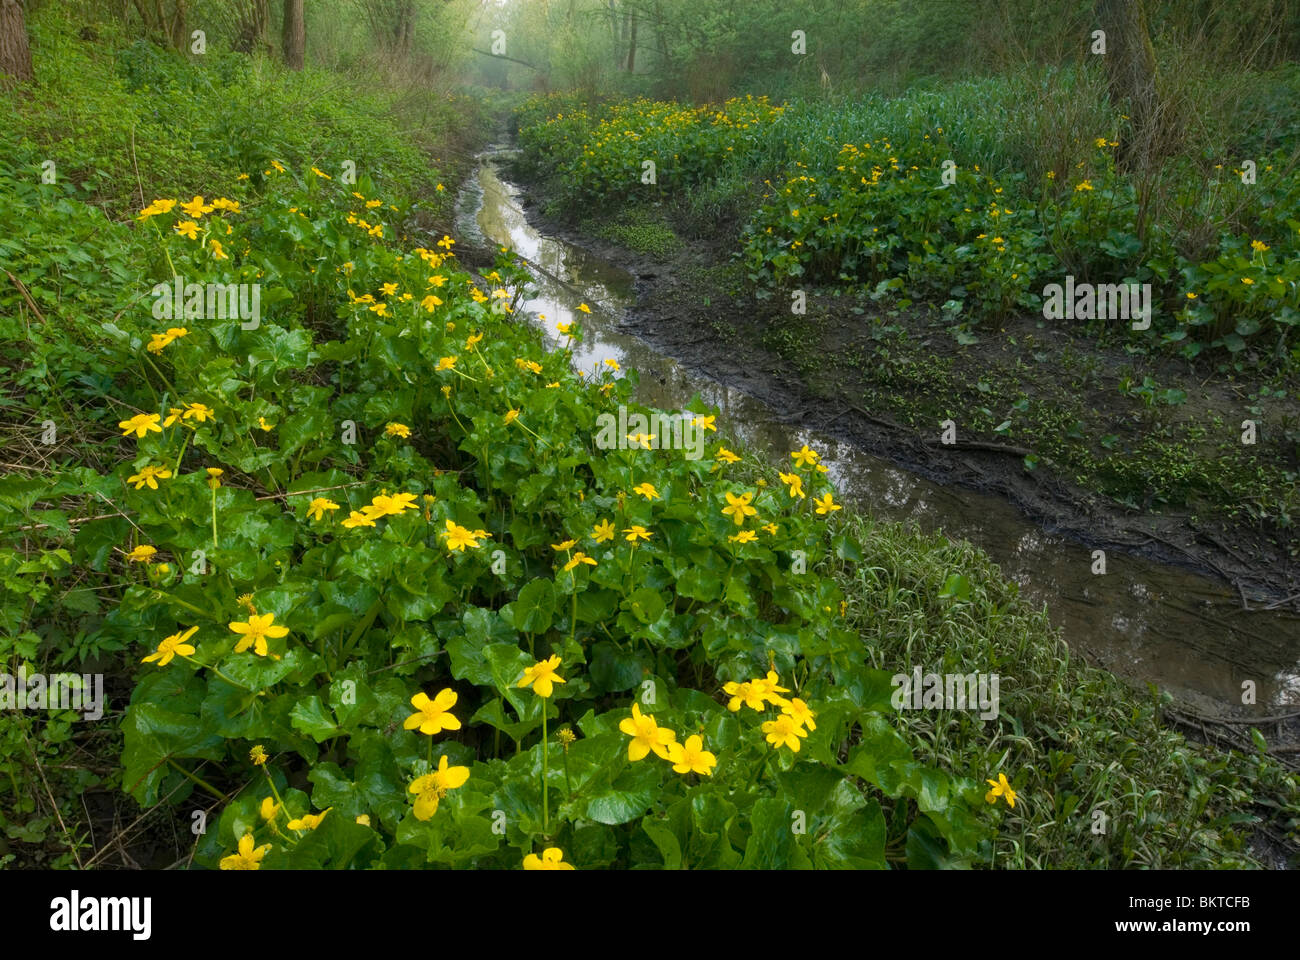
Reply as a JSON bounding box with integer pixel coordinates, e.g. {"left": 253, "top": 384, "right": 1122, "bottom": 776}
{"left": 463, "top": 157, "right": 1300, "bottom": 711}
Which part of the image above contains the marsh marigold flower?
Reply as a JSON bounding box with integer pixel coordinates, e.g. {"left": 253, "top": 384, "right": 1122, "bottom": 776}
{"left": 619, "top": 702, "right": 676, "bottom": 761}
{"left": 523, "top": 847, "right": 573, "bottom": 870}
{"left": 666, "top": 735, "right": 717, "bottom": 776}
{"left": 307, "top": 497, "right": 340, "bottom": 521}
{"left": 632, "top": 482, "right": 659, "bottom": 500}
{"left": 813, "top": 492, "right": 841, "bottom": 514}
{"left": 591, "top": 518, "right": 615, "bottom": 543}
{"left": 404, "top": 688, "right": 461, "bottom": 735}
{"left": 126, "top": 545, "right": 157, "bottom": 563}
{"left": 386, "top": 422, "right": 411, "bottom": 438}
{"left": 229, "top": 612, "right": 289, "bottom": 657}
{"left": 287, "top": 808, "right": 331, "bottom": 831}
{"left": 142, "top": 626, "right": 197, "bottom": 666}
{"left": 986, "top": 772, "right": 1017, "bottom": 808}
{"left": 219, "top": 833, "right": 270, "bottom": 870}
{"left": 440, "top": 519, "right": 489, "bottom": 552}
{"left": 762, "top": 713, "right": 808, "bottom": 752}
{"left": 518, "top": 655, "right": 565, "bottom": 698}
{"left": 128, "top": 465, "right": 172, "bottom": 490}
{"left": 119, "top": 413, "right": 162, "bottom": 439}
{"left": 721, "top": 490, "right": 757, "bottom": 525}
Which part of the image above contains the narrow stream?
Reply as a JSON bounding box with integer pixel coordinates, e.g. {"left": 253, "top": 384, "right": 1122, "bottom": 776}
{"left": 457, "top": 151, "right": 1300, "bottom": 714}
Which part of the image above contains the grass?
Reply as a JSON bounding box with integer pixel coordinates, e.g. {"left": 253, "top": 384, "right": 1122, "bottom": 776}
{"left": 835, "top": 512, "right": 1298, "bottom": 868}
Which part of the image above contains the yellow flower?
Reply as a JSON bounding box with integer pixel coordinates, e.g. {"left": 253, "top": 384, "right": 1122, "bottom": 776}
{"left": 126, "top": 544, "right": 157, "bottom": 563}
{"left": 730, "top": 530, "right": 757, "bottom": 543}
{"left": 174, "top": 220, "right": 201, "bottom": 240}
{"left": 790, "top": 445, "right": 819, "bottom": 468}
{"left": 1074, "top": 180, "right": 1093, "bottom": 192}
{"left": 721, "top": 490, "right": 757, "bottom": 525}
{"left": 228, "top": 612, "right": 289, "bottom": 657}
{"left": 691, "top": 415, "right": 716, "bottom": 432}
{"left": 409, "top": 756, "right": 471, "bottom": 820}
{"left": 564, "top": 551, "right": 597, "bottom": 572}
{"left": 781, "top": 697, "right": 816, "bottom": 731}
{"left": 761, "top": 713, "right": 808, "bottom": 751}
{"left": 311, "top": 166, "right": 332, "bottom": 180}
{"left": 119, "top": 413, "right": 162, "bottom": 438}
{"left": 813, "top": 492, "right": 841, "bottom": 514}
{"left": 421, "top": 295, "right": 443, "bottom": 311}
{"left": 591, "top": 518, "right": 615, "bottom": 543}
{"left": 623, "top": 525, "right": 653, "bottom": 542}
{"left": 578, "top": 303, "right": 591, "bottom": 314}
{"left": 723, "top": 679, "right": 764, "bottom": 712}
{"left": 632, "top": 482, "right": 659, "bottom": 500}
{"left": 437, "top": 356, "right": 458, "bottom": 371}
{"left": 604, "top": 358, "right": 620, "bottom": 372}
{"left": 127, "top": 465, "right": 172, "bottom": 490}
{"left": 287, "top": 808, "right": 331, "bottom": 831}
{"left": 556, "top": 321, "right": 572, "bottom": 335}
{"left": 666, "top": 734, "right": 717, "bottom": 776}
{"left": 518, "top": 655, "right": 565, "bottom": 698}
{"left": 380, "top": 282, "right": 398, "bottom": 296}
{"left": 184, "top": 402, "right": 214, "bottom": 423}
{"left": 261, "top": 797, "right": 280, "bottom": 821}
{"left": 762, "top": 522, "right": 779, "bottom": 535}
{"left": 368, "top": 492, "right": 418, "bottom": 517}
{"left": 778, "top": 471, "right": 805, "bottom": 499}
{"left": 258, "top": 417, "right": 274, "bottom": 431}
{"left": 552, "top": 539, "right": 577, "bottom": 552}
{"left": 403, "top": 688, "right": 461, "bottom": 735}
{"left": 523, "top": 847, "right": 573, "bottom": 870}
{"left": 179, "top": 195, "right": 213, "bottom": 218}
{"left": 306, "top": 497, "right": 340, "bottom": 521}
{"left": 751, "top": 670, "right": 790, "bottom": 705}
{"left": 341, "top": 510, "right": 376, "bottom": 529}
{"left": 504, "top": 409, "right": 520, "bottom": 426}
{"left": 440, "top": 519, "right": 489, "bottom": 552}
{"left": 716, "top": 447, "right": 741, "bottom": 464}
{"left": 249, "top": 744, "right": 268, "bottom": 765}
{"left": 1241, "top": 277, "right": 1254, "bottom": 285}
{"left": 1186, "top": 292, "right": 1198, "bottom": 300}
{"left": 219, "top": 833, "right": 270, "bottom": 870}
{"left": 618, "top": 702, "right": 676, "bottom": 761}
{"left": 356, "top": 814, "right": 370, "bottom": 826}
{"left": 465, "top": 332, "right": 484, "bottom": 348}
{"left": 142, "top": 626, "right": 198, "bottom": 666}
{"left": 985, "top": 772, "right": 1017, "bottom": 808}
{"left": 210, "top": 238, "right": 228, "bottom": 260}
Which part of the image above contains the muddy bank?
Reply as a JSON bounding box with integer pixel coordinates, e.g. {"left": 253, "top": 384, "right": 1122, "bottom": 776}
{"left": 505, "top": 172, "right": 1299, "bottom": 620}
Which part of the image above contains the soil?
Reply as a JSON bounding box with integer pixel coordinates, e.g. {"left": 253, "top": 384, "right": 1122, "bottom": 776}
{"left": 504, "top": 165, "right": 1300, "bottom": 614}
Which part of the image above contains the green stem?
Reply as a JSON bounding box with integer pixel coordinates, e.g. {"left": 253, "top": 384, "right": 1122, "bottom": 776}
{"left": 541, "top": 704, "right": 549, "bottom": 835}
{"left": 210, "top": 487, "right": 219, "bottom": 548}
{"left": 168, "top": 759, "right": 227, "bottom": 801}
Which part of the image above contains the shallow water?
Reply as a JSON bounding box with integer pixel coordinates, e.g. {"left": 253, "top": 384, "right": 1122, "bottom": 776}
{"left": 459, "top": 153, "right": 1300, "bottom": 712}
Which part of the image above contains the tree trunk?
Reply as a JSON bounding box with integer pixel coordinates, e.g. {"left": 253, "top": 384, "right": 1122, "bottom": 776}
{"left": 1095, "top": 0, "right": 1164, "bottom": 171}
{"left": 168, "top": 0, "right": 188, "bottom": 52}
{"left": 0, "top": 0, "right": 35, "bottom": 86}
{"left": 235, "top": 0, "right": 269, "bottom": 54}
{"left": 282, "top": 0, "right": 304, "bottom": 70}
{"left": 626, "top": 10, "right": 637, "bottom": 72}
